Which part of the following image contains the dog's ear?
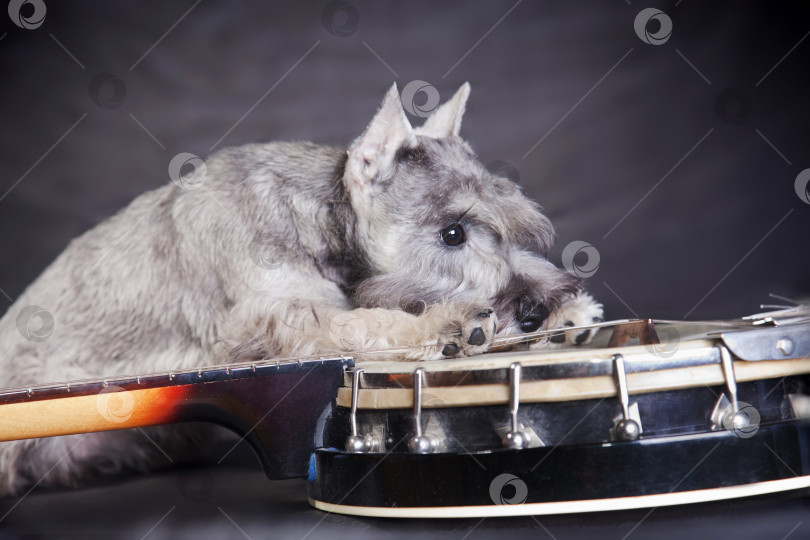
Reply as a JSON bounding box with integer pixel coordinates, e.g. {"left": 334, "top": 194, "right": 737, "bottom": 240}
{"left": 346, "top": 83, "right": 416, "bottom": 186}
{"left": 415, "top": 82, "right": 470, "bottom": 139}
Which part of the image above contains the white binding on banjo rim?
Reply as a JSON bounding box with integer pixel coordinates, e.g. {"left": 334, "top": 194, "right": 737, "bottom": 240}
{"left": 309, "top": 475, "right": 810, "bottom": 518}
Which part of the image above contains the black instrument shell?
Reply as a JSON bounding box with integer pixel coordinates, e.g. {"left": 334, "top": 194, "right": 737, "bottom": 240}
{"left": 320, "top": 377, "right": 804, "bottom": 454}
{"left": 309, "top": 373, "right": 810, "bottom": 509}
{"left": 309, "top": 421, "right": 810, "bottom": 509}
{"left": 172, "top": 359, "right": 350, "bottom": 479}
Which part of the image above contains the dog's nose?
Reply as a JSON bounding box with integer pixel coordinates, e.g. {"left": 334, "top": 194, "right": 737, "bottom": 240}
{"left": 516, "top": 296, "right": 548, "bottom": 333}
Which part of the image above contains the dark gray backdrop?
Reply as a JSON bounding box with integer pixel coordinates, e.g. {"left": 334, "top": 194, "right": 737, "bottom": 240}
{"left": 1, "top": 1, "right": 809, "bottom": 539}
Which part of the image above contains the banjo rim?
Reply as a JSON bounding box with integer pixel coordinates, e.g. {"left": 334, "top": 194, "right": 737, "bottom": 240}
{"left": 309, "top": 474, "right": 810, "bottom": 518}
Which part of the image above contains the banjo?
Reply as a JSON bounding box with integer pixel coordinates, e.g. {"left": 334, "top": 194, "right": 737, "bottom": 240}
{"left": 1, "top": 304, "right": 809, "bottom": 518}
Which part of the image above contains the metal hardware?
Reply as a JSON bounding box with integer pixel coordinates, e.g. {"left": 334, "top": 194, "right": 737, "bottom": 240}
{"left": 776, "top": 338, "right": 795, "bottom": 356}
{"left": 721, "top": 346, "right": 738, "bottom": 414}
{"left": 345, "top": 369, "right": 366, "bottom": 452}
{"left": 710, "top": 393, "right": 732, "bottom": 431}
{"left": 503, "top": 363, "right": 531, "bottom": 449}
{"left": 721, "top": 322, "right": 809, "bottom": 361}
{"left": 610, "top": 354, "right": 641, "bottom": 441}
{"left": 345, "top": 369, "right": 379, "bottom": 453}
{"left": 710, "top": 346, "right": 755, "bottom": 432}
{"left": 408, "top": 368, "right": 439, "bottom": 454}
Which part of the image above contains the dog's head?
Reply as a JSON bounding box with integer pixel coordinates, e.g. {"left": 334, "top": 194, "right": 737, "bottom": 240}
{"left": 343, "top": 83, "right": 582, "bottom": 336}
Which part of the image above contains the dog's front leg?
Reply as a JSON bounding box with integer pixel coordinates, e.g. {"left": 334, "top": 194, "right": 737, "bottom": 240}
{"left": 326, "top": 302, "right": 497, "bottom": 361}
{"left": 226, "top": 299, "right": 497, "bottom": 362}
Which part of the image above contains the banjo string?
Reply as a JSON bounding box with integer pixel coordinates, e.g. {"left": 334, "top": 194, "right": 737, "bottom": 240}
{"left": 9, "top": 308, "right": 806, "bottom": 394}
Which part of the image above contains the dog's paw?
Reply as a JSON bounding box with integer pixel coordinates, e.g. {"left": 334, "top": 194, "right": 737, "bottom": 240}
{"left": 440, "top": 306, "right": 496, "bottom": 358}
{"left": 540, "top": 292, "right": 604, "bottom": 348}
{"left": 417, "top": 302, "right": 497, "bottom": 360}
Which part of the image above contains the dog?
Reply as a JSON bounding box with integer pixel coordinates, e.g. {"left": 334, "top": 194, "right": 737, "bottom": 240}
{"left": 0, "top": 83, "right": 603, "bottom": 495}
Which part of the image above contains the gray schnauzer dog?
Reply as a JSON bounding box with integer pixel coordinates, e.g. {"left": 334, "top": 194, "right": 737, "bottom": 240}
{"left": 0, "top": 83, "right": 602, "bottom": 494}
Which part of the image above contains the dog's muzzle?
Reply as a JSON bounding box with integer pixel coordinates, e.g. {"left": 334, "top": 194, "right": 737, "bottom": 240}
{"left": 515, "top": 296, "right": 549, "bottom": 333}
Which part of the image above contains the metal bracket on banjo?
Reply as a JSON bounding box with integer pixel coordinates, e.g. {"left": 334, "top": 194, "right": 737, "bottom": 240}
{"left": 721, "top": 322, "right": 810, "bottom": 361}
{"left": 408, "top": 367, "right": 443, "bottom": 454}
{"left": 610, "top": 354, "right": 642, "bottom": 442}
{"left": 501, "top": 362, "right": 544, "bottom": 449}
{"left": 710, "top": 346, "right": 757, "bottom": 432}
{"left": 345, "top": 369, "right": 381, "bottom": 453}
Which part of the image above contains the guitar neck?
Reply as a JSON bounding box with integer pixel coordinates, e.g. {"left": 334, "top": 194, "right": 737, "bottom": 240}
{"left": 0, "top": 356, "right": 353, "bottom": 479}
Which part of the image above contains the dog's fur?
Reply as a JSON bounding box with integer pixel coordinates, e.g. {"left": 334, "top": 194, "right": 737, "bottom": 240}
{"left": 0, "top": 83, "right": 602, "bottom": 495}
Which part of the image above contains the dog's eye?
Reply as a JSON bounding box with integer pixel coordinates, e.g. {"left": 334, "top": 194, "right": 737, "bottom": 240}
{"left": 440, "top": 224, "right": 465, "bottom": 246}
